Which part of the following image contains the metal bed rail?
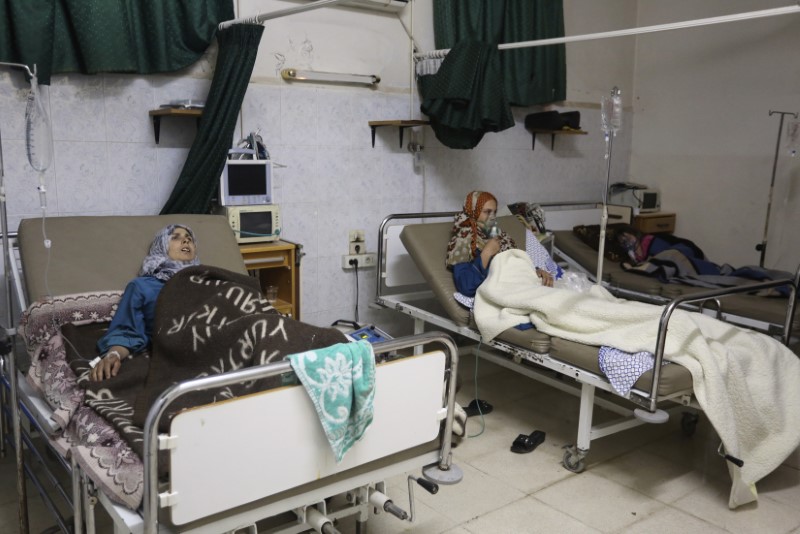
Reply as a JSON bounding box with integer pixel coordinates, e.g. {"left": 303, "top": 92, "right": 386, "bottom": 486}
{"left": 141, "top": 331, "right": 460, "bottom": 534}
{"left": 646, "top": 274, "right": 798, "bottom": 412}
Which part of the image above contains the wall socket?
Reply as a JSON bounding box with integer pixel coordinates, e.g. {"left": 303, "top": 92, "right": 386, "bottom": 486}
{"left": 342, "top": 253, "right": 377, "bottom": 269}
{"left": 349, "top": 242, "right": 365, "bottom": 255}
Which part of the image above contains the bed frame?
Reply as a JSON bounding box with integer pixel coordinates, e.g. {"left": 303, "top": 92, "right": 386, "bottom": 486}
{"left": 542, "top": 203, "right": 799, "bottom": 338}
{"left": 1, "top": 215, "right": 462, "bottom": 534}
{"left": 374, "top": 209, "right": 797, "bottom": 474}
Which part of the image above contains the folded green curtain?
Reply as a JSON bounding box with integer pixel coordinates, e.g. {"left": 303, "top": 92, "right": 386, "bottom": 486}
{"left": 161, "top": 24, "right": 264, "bottom": 215}
{"left": 420, "top": 40, "right": 514, "bottom": 149}
{"left": 0, "top": 0, "right": 234, "bottom": 84}
{"left": 432, "top": 0, "right": 566, "bottom": 106}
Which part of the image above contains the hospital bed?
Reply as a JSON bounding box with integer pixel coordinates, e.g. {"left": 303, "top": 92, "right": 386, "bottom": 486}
{"left": 543, "top": 203, "right": 800, "bottom": 337}
{"left": 374, "top": 209, "right": 798, "bottom": 476}
{"left": 0, "top": 214, "right": 462, "bottom": 534}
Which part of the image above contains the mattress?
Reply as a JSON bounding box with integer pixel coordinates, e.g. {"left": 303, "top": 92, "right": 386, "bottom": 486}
{"left": 553, "top": 229, "right": 799, "bottom": 332}
{"left": 399, "top": 216, "right": 693, "bottom": 397}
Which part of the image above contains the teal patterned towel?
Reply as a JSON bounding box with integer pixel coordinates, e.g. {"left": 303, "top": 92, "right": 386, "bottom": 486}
{"left": 288, "top": 340, "right": 376, "bottom": 463}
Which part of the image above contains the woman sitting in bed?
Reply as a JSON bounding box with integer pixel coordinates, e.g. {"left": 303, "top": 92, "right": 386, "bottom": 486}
{"left": 445, "top": 190, "right": 555, "bottom": 298}
{"left": 90, "top": 224, "right": 199, "bottom": 381}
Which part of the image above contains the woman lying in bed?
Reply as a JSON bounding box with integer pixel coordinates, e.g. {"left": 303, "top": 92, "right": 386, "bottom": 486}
{"left": 90, "top": 224, "right": 200, "bottom": 381}
{"left": 445, "top": 190, "right": 558, "bottom": 298}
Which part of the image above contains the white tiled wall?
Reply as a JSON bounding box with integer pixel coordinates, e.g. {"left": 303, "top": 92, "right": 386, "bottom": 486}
{"left": 0, "top": 70, "right": 631, "bottom": 334}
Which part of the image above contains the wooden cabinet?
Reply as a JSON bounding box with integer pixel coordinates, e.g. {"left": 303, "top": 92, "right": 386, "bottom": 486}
{"left": 633, "top": 212, "right": 676, "bottom": 234}
{"left": 238, "top": 240, "right": 301, "bottom": 319}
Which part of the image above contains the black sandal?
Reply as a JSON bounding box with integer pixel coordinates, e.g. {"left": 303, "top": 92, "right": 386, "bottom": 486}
{"left": 510, "top": 430, "right": 546, "bottom": 454}
{"left": 463, "top": 398, "right": 493, "bottom": 417}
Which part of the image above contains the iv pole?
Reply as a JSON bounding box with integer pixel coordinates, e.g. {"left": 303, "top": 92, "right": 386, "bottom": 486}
{"left": 596, "top": 86, "right": 621, "bottom": 285}
{"left": 756, "top": 110, "right": 798, "bottom": 267}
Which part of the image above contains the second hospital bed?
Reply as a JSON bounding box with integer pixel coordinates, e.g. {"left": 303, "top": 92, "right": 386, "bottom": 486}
{"left": 543, "top": 203, "right": 800, "bottom": 337}
{"left": 374, "top": 210, "right": 800, "bottom": 506}
{"left": 1, "top": 214, "right": 462, "bottom": 534}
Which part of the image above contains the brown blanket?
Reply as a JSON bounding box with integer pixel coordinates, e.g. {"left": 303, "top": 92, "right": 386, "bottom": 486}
{"left": 71, "top": 265, "right": 347, "bottom": 473}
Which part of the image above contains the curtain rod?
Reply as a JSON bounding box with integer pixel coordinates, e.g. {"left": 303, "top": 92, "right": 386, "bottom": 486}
{"left": 219, "top": 0, "right": 349, "bottom": 29}
{"left": 414, "top": 4, "right": 800, "bottom": 59}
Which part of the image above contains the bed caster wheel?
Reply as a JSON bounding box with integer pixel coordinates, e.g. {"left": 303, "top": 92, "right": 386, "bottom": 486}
{"left": 562, "top": 449, "right": 586, "bottom": 473}
{"left": 681, "top": 412, "right": 699, "bottom": 436}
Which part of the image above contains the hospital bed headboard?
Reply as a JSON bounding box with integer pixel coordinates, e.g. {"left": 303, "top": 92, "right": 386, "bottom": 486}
{"left": 398, "top": 215, "right": 525, "bottom": 327}
{"left": 18, "top": 215, "right": 247, "bottom": 301}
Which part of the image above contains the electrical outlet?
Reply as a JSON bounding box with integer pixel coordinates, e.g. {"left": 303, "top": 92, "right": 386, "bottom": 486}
{"left": 342, "top": 253, "right": 377, "bottom": 269}
{"left": 349, "top": 242, "right": 365, "bottom": 255}
{"left": 348, "top": 229, "right": 365, "bottom": 243}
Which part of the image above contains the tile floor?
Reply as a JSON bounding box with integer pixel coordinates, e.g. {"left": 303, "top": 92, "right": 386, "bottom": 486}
{"left": 2, "top": 350, "right": 800, "bottom": 534}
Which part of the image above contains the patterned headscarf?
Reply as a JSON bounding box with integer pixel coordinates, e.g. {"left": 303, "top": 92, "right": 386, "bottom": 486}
{"left": 445, "top": 191, "right": 516, "bottom": 267}
{"left": 139, "top": 224, "right": 200, "bottom": 282}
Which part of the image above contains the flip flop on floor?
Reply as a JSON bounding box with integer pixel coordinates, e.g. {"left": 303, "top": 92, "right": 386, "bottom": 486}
{"left": 510, "top": 430, "right": 546, "bottom": 454}
{"left": 463, "top": 399, "right": 493, "bottom": 417}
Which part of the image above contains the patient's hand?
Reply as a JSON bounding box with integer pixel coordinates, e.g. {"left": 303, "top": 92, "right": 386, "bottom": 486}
{"left": 536, "top": 268, "right": 554, "bottom": 287}
{"left": 90, "top": 347, "right": 128, "bottom": 381}
{"left": 480, "top": 238, "right": 501, "bottom": 267}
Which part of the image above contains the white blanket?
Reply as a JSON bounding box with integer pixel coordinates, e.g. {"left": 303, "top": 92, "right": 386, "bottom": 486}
{"left": 474, "top": 250, "right": 800, "bottom": 507}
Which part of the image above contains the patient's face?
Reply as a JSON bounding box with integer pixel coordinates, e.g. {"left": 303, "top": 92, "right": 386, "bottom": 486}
{"left": 167, "top": 227, "right": 197, "bottom": 262}
{"left": 477, "top": 199, "right": 497, "bottom": 224}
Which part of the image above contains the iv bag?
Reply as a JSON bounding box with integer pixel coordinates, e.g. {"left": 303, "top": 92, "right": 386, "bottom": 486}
{"left": 600, "top": 90, "right": 622, "bottom": 134}
{"left": 25, "top": 76, "right": 53, "bottom": 173}
{"left": 786, "top": 119, "right": 799, "bottom": 157}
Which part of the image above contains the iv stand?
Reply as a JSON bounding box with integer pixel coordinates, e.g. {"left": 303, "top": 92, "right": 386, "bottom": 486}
{"left": 0, "top": 60, "right": 37, "bottom": 534}
{"left": 596, "top": 86, "right": 621, "bottom": 285}
{"left": 756, "top": 110, "right": 798, "bottom": 267}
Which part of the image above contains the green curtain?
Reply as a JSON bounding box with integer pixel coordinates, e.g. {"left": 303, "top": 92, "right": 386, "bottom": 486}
{"left": 0, "top": 0, "right": 234, "bottom": 84}
{"left": 161, "top": 24, "right": 264, "bottom": 215}
{"left": 432, "top": 0, "right": 566, "bottom": 106}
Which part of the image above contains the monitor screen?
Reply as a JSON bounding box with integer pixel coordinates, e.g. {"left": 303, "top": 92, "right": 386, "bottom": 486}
{"left": 220, "top": 160, "right": 273, "bottom": 206}
{"left": 240, "top": 211, "right": 273, "bottom": 236}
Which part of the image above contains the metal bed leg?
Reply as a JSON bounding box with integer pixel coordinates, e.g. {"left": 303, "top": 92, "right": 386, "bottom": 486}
{"left": 82, "top": 472, "right": 97, "bottom": 534}
{"left": 563, "top": 383, "right": 595, "bottom": 473}
{"left": 413, "top": 319, "right": 424, "bottom": 355}
{"left": 8, "top": 342, "right": 30, "bottom": 533}
{"left": 1, "top": 353, "right": 7, "bottom": 458}
{"left": 72, "top": 455, "right": 84, "bottom": 534}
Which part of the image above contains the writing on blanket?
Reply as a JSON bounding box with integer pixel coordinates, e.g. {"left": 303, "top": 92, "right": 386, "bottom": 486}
{"left": 85, "top": 390, "right": 144, "bottom": 445}
{"left": 163, "top": 272, "right": 287, "bottom": 377}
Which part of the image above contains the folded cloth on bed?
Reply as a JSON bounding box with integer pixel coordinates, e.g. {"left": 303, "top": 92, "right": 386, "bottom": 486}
{"left": 289, "top": 341, "right": 376, "bottom": 463}
{"left": 598, "top": 346, "right": 668, "bottom": 397}
{"left": 474, "top": 249, "right": 800, "bottom": 508}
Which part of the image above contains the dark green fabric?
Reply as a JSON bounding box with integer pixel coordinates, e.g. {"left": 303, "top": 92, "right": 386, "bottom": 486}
{"left": 161, "top": 24, "right": 264, "bottom": 215}
{"left": 0, "top": 0, "right": 234, "bottom": 84}
{"left": 420, "top": 40, "right": 514, "bottom": 149}
{"left": 432, "top": 0, "right": 566, "bottom": 106}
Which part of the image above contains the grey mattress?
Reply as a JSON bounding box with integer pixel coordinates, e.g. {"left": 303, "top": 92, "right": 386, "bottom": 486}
{"left": 399, "top": 216, "right": 693, "bottom": 397}
{"left": 18, "top": 214, "right": 248, "bottom": 302}
{"left": 553, "top": 230, "right": 799, "bottom": 332}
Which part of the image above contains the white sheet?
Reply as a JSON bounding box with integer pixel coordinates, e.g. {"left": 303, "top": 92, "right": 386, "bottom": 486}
{"left": 474, "top": 249, "right": 800, "bottom": 507}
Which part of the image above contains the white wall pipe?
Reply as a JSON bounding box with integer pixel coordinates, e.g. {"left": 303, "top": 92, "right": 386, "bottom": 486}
{"left": 414, "top": 4, "right": 800, "bottom": 59}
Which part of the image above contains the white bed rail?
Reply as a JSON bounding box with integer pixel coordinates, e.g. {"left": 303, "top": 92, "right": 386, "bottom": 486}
{"left": 141, "top": 331, "right": 460, "bottom": 534}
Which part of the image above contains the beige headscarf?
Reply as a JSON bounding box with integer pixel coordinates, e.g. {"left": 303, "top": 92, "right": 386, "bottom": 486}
{"left": 445, "top": 191, "right": 516, "bottom": 267}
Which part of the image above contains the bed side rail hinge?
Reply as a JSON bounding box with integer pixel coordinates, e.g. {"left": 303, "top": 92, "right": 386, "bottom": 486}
{"left": 158, "top": 433, "right": 179, "bottom": 450}
{"left": 159, "top": 490, "right": 180, "bottom": 507}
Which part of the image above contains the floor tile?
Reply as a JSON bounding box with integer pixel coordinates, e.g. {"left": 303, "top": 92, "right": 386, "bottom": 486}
{"left": 467, "top": 443, "right": 576, "bottom": 495}
{"left": 591, "top": 449, "right": 708, "bottom": 503}
{"left": 533, "top": 471, "right": 666, "bottom": 533}
{"left": 413, "top": 462, "right": 526, "bottom": 525}
{"left": 672, "top": 475, "right": 800, "bottom": 534}
{"left": 621, "top": 507, "right": 728, "bottom": 534}
{"left": 462, "top": 495, "right": 601, "bottom": 534}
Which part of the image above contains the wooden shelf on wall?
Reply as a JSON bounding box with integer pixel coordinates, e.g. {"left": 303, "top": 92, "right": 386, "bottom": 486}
{"left": 368, "top": 120, "right": 430, "bottom": 148}
{"left": 527, "top": 128, "right": 587, "bottom": 150}
{"left": 148, "top": 108, "right": 203, "bottom": 144}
